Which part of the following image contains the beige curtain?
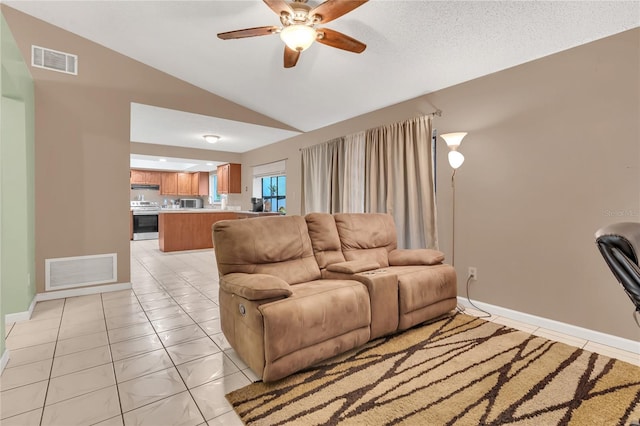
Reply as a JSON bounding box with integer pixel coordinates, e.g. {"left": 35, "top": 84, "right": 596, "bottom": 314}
{"left": 365, "top": 116, "right": 437, "bottom": 249}
{"left": 339, "top": 132, "right": 366, "bottom": 213}
{"left": 301, "top": 138, "right": 342, "bottom": 213}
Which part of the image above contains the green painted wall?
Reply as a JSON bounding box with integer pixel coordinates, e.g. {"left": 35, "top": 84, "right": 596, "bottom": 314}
{"left": 0, "top": 12, "right": 36, "bottom": 360}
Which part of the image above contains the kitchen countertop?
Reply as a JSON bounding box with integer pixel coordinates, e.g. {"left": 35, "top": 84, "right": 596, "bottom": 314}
{"left": 157, "top": 208, "right": 279, "bottom": 214}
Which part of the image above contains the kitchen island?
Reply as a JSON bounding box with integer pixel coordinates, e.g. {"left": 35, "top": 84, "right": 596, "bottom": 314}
{"left": 158, "top": 209, "right": 280, "bottom": 252}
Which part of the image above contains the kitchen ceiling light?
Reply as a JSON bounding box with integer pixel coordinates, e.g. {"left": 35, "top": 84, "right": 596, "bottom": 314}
{"left": 159, "top": 158, "right": 167, "bottom": 162}
{"left": 203, "top": 135, "right": 220, "bottom": 144}
{"left": 280, "top": 24, "right": 317, "bottom": 52}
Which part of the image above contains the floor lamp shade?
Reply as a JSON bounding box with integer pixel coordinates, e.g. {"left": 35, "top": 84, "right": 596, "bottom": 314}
{"left": 448, "top": 151, "right": 465, "bottom": 169}
{"left": 440, "top": 132, "right": 467, "bottom": 150}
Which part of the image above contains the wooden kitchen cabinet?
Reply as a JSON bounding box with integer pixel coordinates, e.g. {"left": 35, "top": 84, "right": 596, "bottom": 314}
{"left": 217, "top": 163, "right": 241, "bottom": 194}
{"left": 177, "top": 173, "right": 192, "bottom": 195}
{"left": 191, "top": 172, "right": 209, "bottom": 196}
{"left": 130, "top": 169, "right": 162, "bottom": 186}
{"left": 161, "top": 172, "right": 178, "bottom": 195}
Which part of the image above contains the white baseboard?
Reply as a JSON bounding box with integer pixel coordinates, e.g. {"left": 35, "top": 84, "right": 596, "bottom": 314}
{"left": 0, "top": 348, "right": 9, "bottom": 375}
{"left": 4, "top": 297, "right": 37, "bottom": 324}
{"left": 457, "top": 297, "right": 640, "bottom": 354}
{"left": 35, "top": 282, "right": 132, "bottom": 302}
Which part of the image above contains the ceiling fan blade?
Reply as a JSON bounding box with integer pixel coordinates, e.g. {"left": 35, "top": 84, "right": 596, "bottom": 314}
{"left": 284, "top": 46, "right": 300, "bottom": 68}
{"left": 263, "top": 0, "right": 293, "bottom": 17}
{"left": 316, "top": 28, "right": 366, "bottom": 53}
{"left": 217, "top": 26, "right": 280, "bottom": 40}
{"left": 309, "top": 0, "right": 368, "bottom": 24}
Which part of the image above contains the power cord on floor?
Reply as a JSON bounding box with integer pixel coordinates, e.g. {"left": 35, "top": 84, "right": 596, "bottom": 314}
{"left": 457, "top": 275, "right": 491, "bottom": 318}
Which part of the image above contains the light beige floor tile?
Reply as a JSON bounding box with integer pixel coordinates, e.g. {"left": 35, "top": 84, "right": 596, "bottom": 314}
{"left": 173, "top": 294, "right": 205, "bottom": 304}
{"left": 224, "top": 349, "right": 248, "bottom": 370}
{"left": 118, "top": 367, "right": 186, "bottom": 412}
{"left": 199, "top": 319, "right": 222, "bottom": 335}
{"left": 41, "top": 385, "right": 120, "bottom": 426}
{"left": 4, "top": 322, "right": 14, "bottom": 338}
{"left": 242, "top": 367, "right": 261, "bottom": 383}
{"left": 136, "top": 291, "right": 171, "bottom": 303}
{"left": 113, "top": 348, "right": 173, "bottom": 383}
{"left": 5, "top": 327, "right": 59, "bottom": 350}
{"left": 150, "top": 314, "right": 195, "bottom": 333}
{"left": 51, "top": 345, "right": 112, "bottom": 377}
{"left": 46, "top": 363, "right": 115, "bottom": 405}
{"left": 58, "top": 318, "right": 107, "bottom": 340}
{"left": 207, "top": 409, "right": 244, "bottom": 426}
{"left": 104, "top": 303, "right": 145, "bottom": 319}
{"left": 0, "top": 380, "right": 48, "bottom": 419}
{"left": 533, "top": 328, "right": 588, "bottom": 349}
{"left": 165, "top": 336, "right": 221, "bottom": 365}
{"left": 190, "top": 371, "right": 250, "bottom": 421}
{"left": 0, "top": 358, "right": 52, "bottom": 391}
{"left": 110, "top": 334, "right": 163, "bottom": 361}
{"left": 210, "top": 332, "right": 232, "bottom": 350}
{"left": 105, "top": 311, "right": 150, "bottom": 330}
{"left": 103, "top": 296, "right": 140, "bottom": 310}
{"left": 31, "top": 300, "right": 64, "bottom": 320}
{"left": 122, "top": 391, "right": 204, "bottom": 426}
{"left": 181, "top": 301, "right": 218, "bottom": 313}
{"left": 157, "top": 324, "right": 207, "bottom": 347}
{"left": 9, "top": 317, "right": 61, "bottom": 336}
{"left": 0, "top": 407, "right": 42, "bottom": 426}
{"left": 491, "top": 316, "right": 538, "bottom": 334}
{"left": 145, "top": 306, "right": 185, "bottom": 321}
{"left": 176, "top": 352, "right": 239, "bottom": 388}
{"left": 584, "top": 341, "right": 640, "bottom": 366}
{"left": 5, "top": 342, "right": 55, "bottom": 368}
{"left": 94, "top": 414, "right": 124, "bottom": 425}
{"left": 101, "top": 289, "right": 136, "bottom": 301}
{"left": 188, "top": 308, "right": 220, "bottom": 323}
{"left": 55, "top": 330, "right": 109, "bottom": 357}
{"left": 107, "top": 321, "right": 156, "bottom": 344}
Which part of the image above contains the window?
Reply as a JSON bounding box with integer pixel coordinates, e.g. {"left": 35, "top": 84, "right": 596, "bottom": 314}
{"left": 209, "top": 172, "right": 221, "bottom": 202}
{"left": 261, "top": 175, "right": 286, "bottom": 213}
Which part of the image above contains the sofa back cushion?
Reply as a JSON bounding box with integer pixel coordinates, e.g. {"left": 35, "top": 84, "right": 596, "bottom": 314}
{"left": 334, "top": 213, "right": 398, "bottom": 268}
{"left": 213, "top": 215, "right": 321, "bottom": 285}
{"left": 305, "top": 213, "right": 346, "bottom": 269}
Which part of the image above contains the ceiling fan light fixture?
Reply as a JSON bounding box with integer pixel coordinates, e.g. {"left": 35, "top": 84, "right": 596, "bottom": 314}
{"left": 203, "top": 134, "right": 220, "bottom": 144}
{"left": 280, "top": 24, "right": 317, "bottom": 52}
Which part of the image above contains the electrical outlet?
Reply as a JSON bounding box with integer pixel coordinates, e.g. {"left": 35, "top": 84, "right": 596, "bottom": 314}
{"left": 468, "top": 267, "right": 477, "bottom": 280}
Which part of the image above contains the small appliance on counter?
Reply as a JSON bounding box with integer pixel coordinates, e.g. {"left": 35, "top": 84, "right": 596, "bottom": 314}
{"left": 251, "top": 197, "right": 263, "bottom": 212}
{"left": 179, "top": 198, "right": 203, "bottom": 209}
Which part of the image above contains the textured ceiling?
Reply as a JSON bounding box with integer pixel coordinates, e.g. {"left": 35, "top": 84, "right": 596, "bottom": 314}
{"left": 6, "top": 0, "right": 640, "bottom": 144}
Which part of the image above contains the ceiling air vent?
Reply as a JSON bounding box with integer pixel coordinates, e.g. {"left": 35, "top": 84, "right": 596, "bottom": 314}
{"left": 32, "top": 45, "right": 78, "bottom": 75}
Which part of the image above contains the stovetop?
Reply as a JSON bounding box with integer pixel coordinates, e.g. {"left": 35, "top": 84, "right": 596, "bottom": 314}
{"left": 130, "top": 201, "right": 160, "bottom": 211}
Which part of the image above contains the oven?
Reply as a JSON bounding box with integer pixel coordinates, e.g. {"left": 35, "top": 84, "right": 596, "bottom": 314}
{"left": 131, "top": 201, "right": 160, "bottom": 240}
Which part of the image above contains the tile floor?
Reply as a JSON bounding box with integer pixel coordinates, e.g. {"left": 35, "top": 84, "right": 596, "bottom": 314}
{"left": 1, "top": 240, "right": 639, "bottom": 425}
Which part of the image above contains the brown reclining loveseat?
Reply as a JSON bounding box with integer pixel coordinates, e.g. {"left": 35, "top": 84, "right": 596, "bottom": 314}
{"left": 212, "top": 213, "right": 457, "bottom": 382}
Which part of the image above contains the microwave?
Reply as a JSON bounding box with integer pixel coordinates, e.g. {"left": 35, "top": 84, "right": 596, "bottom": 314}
{"left": 180, "top": 198, "right": 203, "bottom": 209}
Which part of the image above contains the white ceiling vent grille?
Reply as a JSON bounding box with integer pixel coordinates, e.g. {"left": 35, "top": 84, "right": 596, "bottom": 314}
{"left": 32, "top": 45, "right": 78, "bottom": 75}
{"left": 45, "top": 253, "right": 117, "bottom": 291}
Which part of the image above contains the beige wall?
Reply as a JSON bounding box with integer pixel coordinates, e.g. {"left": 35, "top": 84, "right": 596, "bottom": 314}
{"left": 2, "top": 6, "right": 293, "bottom": 293}
{"left": 241, "top": 29, "right": 640, "bottom": 341}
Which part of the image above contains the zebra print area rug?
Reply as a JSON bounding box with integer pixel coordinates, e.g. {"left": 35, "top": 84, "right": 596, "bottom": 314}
{"left": 226, "top": 313, "right": 640, "bottom": 425}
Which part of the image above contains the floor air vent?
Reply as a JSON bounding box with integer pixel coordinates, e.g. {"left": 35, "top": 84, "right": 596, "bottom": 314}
{"left": 32, "top": 45, "right": 78, "bottom": 75}
{"left": 45, "top": 253, "right": 117, "bottom": 291}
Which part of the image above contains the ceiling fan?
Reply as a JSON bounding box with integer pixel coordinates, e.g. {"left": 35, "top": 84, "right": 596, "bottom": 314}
{"left": 217, "top": 0, "right": 368, "bottom": 68}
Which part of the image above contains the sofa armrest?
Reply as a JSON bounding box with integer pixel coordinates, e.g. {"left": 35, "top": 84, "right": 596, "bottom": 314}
{"left": 220, "top": 273, "right": 292, "bottom": 301}
{"left": 326, "top": 260, "right": 381, "bottom": 274}
{"left": 388, "top": 249, "right": 444, "bottom": 266}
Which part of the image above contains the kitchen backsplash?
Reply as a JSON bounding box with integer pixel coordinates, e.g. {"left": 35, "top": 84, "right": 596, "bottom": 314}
{"left": 130, "top": 189, "right": 243, "bottom": 209}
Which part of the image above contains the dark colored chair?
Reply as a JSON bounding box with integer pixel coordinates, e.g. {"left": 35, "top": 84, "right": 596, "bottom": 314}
{"left": 595, "top": 222, "right": 640, "bottom": 326}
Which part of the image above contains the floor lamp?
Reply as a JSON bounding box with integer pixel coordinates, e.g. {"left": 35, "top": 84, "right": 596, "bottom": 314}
{"left": 440, "top": 132, "right": 467, "bottom": 267}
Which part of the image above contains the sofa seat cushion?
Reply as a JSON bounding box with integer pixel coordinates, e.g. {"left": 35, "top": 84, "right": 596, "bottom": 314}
{"left": 387, "top": 265, "right": 457, "bottom": 313}
{"left": 259, "top": 279, "right": 371, "bottom": 363}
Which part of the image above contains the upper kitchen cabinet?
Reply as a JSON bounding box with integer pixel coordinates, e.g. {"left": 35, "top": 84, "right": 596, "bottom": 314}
{"left": 191, "top": 172, "right": 209, "bottom": 196}
{"left": 177, "top": 173, "right": 192, "bottom": 195}
{"left": 217, "top": 163, "right": 241, "bottom": 194}
{"left": 161, "top": 172, "right": 178, "bottom": 195}
{"left": 130, "top": 170, "right": 162, "bottom": 185}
